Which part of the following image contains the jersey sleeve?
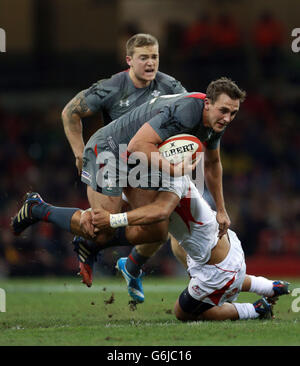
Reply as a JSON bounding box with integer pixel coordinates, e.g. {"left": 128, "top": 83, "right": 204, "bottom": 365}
{"left": 156, "top": 72, "right": 187, "bottom": 94}
{"left": 159, "top": 176, "right": 190, "bottom": 199}
{"left": 148, "top": 97, "right": 202, "bottom": 141}
{"left": 171, "top": 79, "right": 187, "bottom": 93}
{"left": 83, "top": 80, "right": 111, "bottom": 113}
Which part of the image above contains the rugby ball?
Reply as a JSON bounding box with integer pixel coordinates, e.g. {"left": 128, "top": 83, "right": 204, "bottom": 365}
{"left": 158, "top": 134, "right": 203, "bottom": 165}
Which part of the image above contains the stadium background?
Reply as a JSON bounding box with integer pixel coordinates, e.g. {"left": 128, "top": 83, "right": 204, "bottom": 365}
{"left": 0, "top": 0, "right": 299, "bottom": 280}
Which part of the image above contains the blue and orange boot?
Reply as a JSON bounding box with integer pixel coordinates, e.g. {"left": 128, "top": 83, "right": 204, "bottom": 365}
{"left": 116, "top": 257, "right": 145, "bottom": 303}
{"left": 253, "top": 297, "right": 273, "bottom": 319}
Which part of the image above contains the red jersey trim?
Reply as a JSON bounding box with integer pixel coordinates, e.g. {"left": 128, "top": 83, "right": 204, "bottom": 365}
{"left": 185, "top": 92, "right": 206, "bottom": 100}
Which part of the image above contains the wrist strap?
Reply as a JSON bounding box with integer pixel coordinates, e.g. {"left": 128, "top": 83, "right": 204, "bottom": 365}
{"left": 110, "top": 213, "right": 128, "bottom": 228}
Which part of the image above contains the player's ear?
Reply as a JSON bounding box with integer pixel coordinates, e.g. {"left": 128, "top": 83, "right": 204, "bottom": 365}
{"left": 204, "top": 97, "right": 210, "bottom": 110}
{"left": 126, "top": 55, "right": 132, "bottom": 67}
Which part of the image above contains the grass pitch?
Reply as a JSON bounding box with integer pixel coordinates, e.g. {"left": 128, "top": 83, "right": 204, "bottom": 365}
{"left": 0, "top": 276, "right": 299, "bottom": 346}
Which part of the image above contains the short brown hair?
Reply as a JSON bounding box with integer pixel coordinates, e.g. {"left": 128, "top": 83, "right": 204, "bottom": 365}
{"left": 126, "top": 33, "right": 159, "bottom": 56}
{"left": 206, "top": 77, "right": 246, "bottom": 103}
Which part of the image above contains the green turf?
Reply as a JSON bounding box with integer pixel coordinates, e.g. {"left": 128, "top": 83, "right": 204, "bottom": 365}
{"left": 0, "top": 276, "right": 299, "bottom": 346}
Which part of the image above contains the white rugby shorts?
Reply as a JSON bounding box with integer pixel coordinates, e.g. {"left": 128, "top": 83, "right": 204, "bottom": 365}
{"left": 187, "top": 229, "right": 246, "bottom": 307}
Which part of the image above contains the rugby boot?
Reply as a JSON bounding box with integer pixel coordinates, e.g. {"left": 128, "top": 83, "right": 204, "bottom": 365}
{"left": 271, "top": 280, "right": 290, "bottom": 297}
{"left": 73, "top": 236, "right": 101, "bottom": 288}
{"left": 11, "top": 192, "right": 44, "bottom": 235}
{"left": 253, "top": 297, "right": 273, "bottom": 319}
{"left": 116, "top": 257, "right": 145, "bottom": 303}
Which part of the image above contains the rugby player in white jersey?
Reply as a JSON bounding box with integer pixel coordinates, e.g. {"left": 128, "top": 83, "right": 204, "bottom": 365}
{"left": 11, "top": 171, "right": 289, "bottom": 319}
{"left": 91, "top": 175, "right": 290, "bottom": 321}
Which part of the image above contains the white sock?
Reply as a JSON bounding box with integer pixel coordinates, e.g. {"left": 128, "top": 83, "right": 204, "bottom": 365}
{"left": 248, "top": 275, "right": 274, "bottom": 297}
{"left": 233, "top": 303, "right": 259, "bottom": 319}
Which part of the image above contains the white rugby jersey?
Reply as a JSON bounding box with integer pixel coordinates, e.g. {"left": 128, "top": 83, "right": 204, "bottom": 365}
{"left": 159, "top": 175, "right": 219, "bottom": 265}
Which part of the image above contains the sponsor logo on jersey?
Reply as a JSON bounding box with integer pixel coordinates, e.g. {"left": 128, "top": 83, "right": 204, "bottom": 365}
{"left": 81, "top": 170, "right": 91, "bottom": 182}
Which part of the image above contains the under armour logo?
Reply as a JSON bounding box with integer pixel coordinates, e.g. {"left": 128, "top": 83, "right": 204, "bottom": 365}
{"left": 120, "top": 100, "right": 130, "bottom": 107}
{"left": 151, "top": 90, "right": 161, "bottom": 98}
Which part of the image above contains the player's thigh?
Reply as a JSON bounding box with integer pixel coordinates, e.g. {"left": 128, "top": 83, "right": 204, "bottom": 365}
{"left": 201, "top": 302, "right": 239, "bottom": 321}
{"left": 170, "top": 234, "right": 187, "bottom": 268}
{"left": 174, "top": 293, "right": 238, "bottom": 321}
{"left": 87, "top": 185, "right": 122, "bottom": 213}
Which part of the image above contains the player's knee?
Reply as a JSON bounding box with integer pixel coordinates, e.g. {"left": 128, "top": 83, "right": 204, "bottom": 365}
{"left": 94, "top": 228, "right": 115, "bottom": 245}
{"left": 155, "top": 228, "right": 168, "bottom": 242}
{"left": 156, "top": 221, "right": 169, "bottom": 239}
{"left": 174, "top": 299, "right": 190, "bottom": 322}
{"left": 142, "top": 222, "right": 168, "bottom": 242}
{"left": 174, "top": 299, "right": 184, "bottom": 321}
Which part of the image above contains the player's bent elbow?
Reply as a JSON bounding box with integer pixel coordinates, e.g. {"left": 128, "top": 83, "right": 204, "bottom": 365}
{"left": 61, "top": 107, "right": 69, "bottom": 124}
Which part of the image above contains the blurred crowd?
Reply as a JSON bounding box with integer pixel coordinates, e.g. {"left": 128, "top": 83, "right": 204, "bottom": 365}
{"left": 0, "top": 11, "right": 299, "bottom": 278}
{"left": 162, "top": 10, "right": 289, "bottom": 87}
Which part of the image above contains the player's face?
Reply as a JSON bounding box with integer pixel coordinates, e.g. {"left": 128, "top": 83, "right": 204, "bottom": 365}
{"left": 126, "top": 45, "right": 159, "bottom": 88}
{"left": 204, "top": 93, "right": 240, "bottom": 132}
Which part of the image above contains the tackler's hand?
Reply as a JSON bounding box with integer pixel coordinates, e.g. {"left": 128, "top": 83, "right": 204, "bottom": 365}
{"left": 91, "top": 209, "right": 111, "bottom": 233}
{"left": 79, "top": 209, "right": 95, "bottom": 238}
{"left": 172, "top": 152, "right": 203, "bottom": 177}
{"left": 216, "top": 210, "right": 231, "bottom": 238}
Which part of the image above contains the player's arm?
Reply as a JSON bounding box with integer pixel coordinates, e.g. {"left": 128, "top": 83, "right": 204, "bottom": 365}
{"left": 204, "top": 146, "right": 230, "bottom": 237}
{"left": 128, "top": 123, "right": 196, "bottom": 177}
{"left": 126, "top": 191, "right": 180, "bottom": 225}
{"left": 127, "top": 121, "right": 163, "bottom": 166}
{"left": 61, "top": 90, "right": 95, "bottom": 174}
{"left": 92, "top": 191, "right": 180, "bottom": 230}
